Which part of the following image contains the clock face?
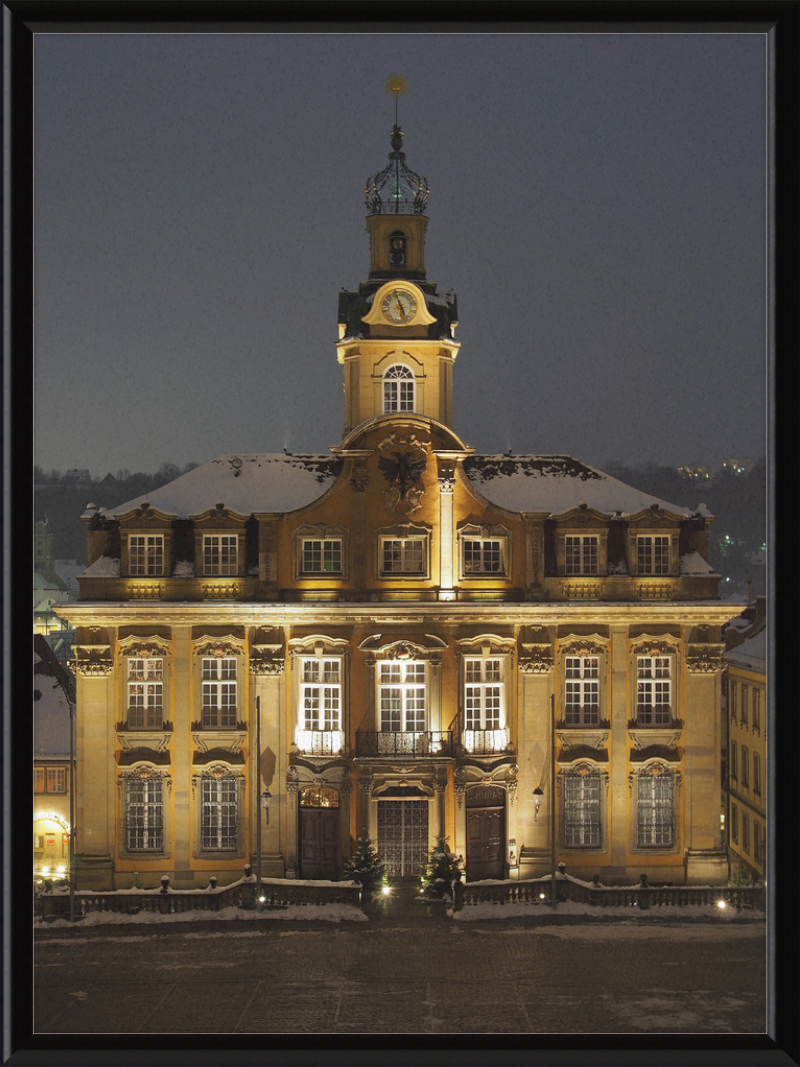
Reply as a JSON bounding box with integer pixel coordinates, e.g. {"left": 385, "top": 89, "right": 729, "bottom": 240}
{"left": 381, "top": 288, "right": 417, "bottom": 325}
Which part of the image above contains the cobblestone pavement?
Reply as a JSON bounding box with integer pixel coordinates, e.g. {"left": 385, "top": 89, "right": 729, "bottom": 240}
{"left": 34, "top": 905, "right": 766, "bottom": 1036}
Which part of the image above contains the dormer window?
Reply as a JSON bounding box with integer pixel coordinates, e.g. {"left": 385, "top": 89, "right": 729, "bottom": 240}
{"left": 203, "top": 535, "right": 237, "bottom": 576}
{"left": 130, "top": 535, "right": 164, "bottom": 576}
{"left": 383, "top": 365, "right": 415, "bottom": 413}
{"left": 636, "top": 536, "right": 670, "bottom": 575}
{"left": 389, "top": 230, "right": 406, "bottom": 266}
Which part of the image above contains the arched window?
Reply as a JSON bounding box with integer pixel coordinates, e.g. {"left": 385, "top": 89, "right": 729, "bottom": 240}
{"left": 383, "top": 364, "right": 415, "bottom": 413}
{"left": 389, "top": 229, "right": 406, "bottom": 265}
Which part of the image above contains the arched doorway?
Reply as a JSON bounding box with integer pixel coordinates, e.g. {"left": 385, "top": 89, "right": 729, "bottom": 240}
{"left": 299, "top": 785, "right": 339, "bottom": 879}
{"left": 466, "top": 785, "right": 505, "bottom": 881}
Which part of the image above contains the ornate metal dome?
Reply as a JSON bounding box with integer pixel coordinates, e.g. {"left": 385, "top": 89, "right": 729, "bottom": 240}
{"left": 365, "top": 125, "right": 430, "bottom": 216}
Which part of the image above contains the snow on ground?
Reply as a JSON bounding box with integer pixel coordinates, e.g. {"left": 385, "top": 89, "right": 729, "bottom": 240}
{"left": 453, "top": 900, "right": 760, "bottom": 922}
{"left": 38, "top": 902, "right": 367, "bottom": 929}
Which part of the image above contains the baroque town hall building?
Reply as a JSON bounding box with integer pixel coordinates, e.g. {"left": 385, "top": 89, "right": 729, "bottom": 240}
{"left": 59, "top": 119, "right": 734, "bottom": 891}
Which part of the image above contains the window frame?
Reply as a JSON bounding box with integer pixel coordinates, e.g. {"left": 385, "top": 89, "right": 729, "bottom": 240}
{"left": 379, "top": 535, "right": 428, "bottom": 577}
{"left": 631, "top": 532, "right": 674, "bottom": 576}
{"left": 457, "top": 524, "right": 511, "bottom": 583}
{"left": 753, "top": 750, "right": 761, "bottom": 797}
{"left": 561, "top": 771, "right": 603, "bottom": 850}
{"left": 730, "top": 739, "right": 738, "bottom": 782}
{"left": 192, "top": 769, "right": 246, "bottom": 859}
{"left": 740, "top": 685, "right": 749, "bottom": 727}
{"left": 640, "top": 768, "right": 678, "bottom": 849}
{"left": 378, "top": 660, "right": 427, "bottom": 734}
{"left": 34, "top": 767, "right": 45, "bottom": 793}
{"left": 201, "top": 656, "right": 239, "bottom": 729}
{"left": 563, "top": 656, "right": 601, "bottom": 726}
{"left": 730, "top": 801, "right": 739, "bottom": 844}
{"left": 295, "top": 655, "right": 345, "bottom": 755}
{"left": 752, "top": 687, "right": 761, "bottom": 733}
{"left": 382, "top": 363, "right": 415, "bottom": 413}
{"left": 293, "top": 524, "right": 350, "bottom": 582}
{"left": 729, "top": 680, "right": 738, "bottom": 723}
{"left": 46, "top": 767, "right": 66, "bottom": 793}
{"left": 564, "top": 535, "right": 599, "bottom": 576}
{"left": 462, "top": 538, "right": 505, "bottom": 576}
{"left": 123, "top": 774, "right": 165, "bottom": 853}
{"left": 740, "top": 744, "right": 750, "bottom": 789}
{"left": 202, "top": 534, "right": 239, "bottom": 577}
{"left": 129, "top": 534, "right": 164, "bottom": 577}
{"left": 126, "top": 656, "right": 164, "bottom": 730}
{"left": 635, "top": 655, "right": 674, "bottom": 726}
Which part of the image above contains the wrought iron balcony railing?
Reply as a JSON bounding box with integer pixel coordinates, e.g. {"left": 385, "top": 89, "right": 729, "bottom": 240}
{"left": 461, "top": 728, "right": 510, "bottom": 756}
{"left": 294, "top": 728, "right": 345, "bottom": 757}
{"left": 355, "top": 730, "right": 453, "bottom": 759}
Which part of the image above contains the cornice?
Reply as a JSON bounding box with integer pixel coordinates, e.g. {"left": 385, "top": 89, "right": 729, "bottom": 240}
{"left": 56, "top": 601, "right": 746, "bottom": 629}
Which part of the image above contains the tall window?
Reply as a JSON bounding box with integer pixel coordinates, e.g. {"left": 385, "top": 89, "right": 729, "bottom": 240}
{"left": 742, "top": 812, "right": 750, "bottom": 853}
{"left": 202, "top": 658, "right": 237, "bottom": 728}
{"left": 754, "top": 821, "right": 762, "bottom": 864}
{"left": 463, "top": 539, "right": 503, "bottom": 574}
{"left": 564, "top": 774, "right": 601, "bottom": 848}
{"left": 127, "top": 658, "right": 163, "bottom": 729}
{"left": 741, "top": 745, "right": 749, "bottom": 788}
{"left": 129, "top": 535, "right": 164, "bottom": 576}
{"left": 379, "top": 662, "right": 425, "bottom": 733}
{"left": 381, "top": 537, "right": 425, "bottom": 574}
{"left": 301, "top": 538, "right": 342, "bottom": 574}
{"left": 126, "top": 776, "right": 163, "bottom": 851}
{"left": 300, "top": 659, "right": 342, "bottom": 731}
{"left": 636, "top": 772, "right": 673, "bottom": 848}
{"left": 565, "top": 536, "right": 598, "bottom": 575}
{"left": 34, "top": 768, "right": 45, "bottom": 793}
{"left": 383, "top": 365, "right": 415, "bottom": 413}
{"left": 637, "top": 536, "right": 670, "bottom": 575}
{"left": 740, "top": 686, "right": 749, "bottom": 727}
{"left": 729, "top": 681, "right": 738, "bottom": 723}
{"left": 752, "top": 688, "right": 761, "bottom": 733}
{"left": 565, "top": 657, "right": 600, "bottom": 725}
{"left": 636, "top": 657, "right": 672, "bottom": 725}
{"left": 464, "top": 659, "right": 503, "bottom": 730}
{"left": 730, "top": 739, "right": 738, "bottom": 782}
{"left": 201, "top": 777, "right": 237, "bottom": 852}
{"left": 753, "top": 751, "right": 761, "bottom": 797}
{"left": 203, "top": 535, "right": 237, "bottom": 576}
{"left": 730, "top": 802, "right": 738, "bottom": 843}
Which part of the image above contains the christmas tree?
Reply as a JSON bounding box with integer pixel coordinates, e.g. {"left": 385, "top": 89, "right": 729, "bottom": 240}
{"left": 419, "top": 835, "right": 463, "bottom": 901}
{"left": 342, "top": 832, "right": 387, "bottom": 895}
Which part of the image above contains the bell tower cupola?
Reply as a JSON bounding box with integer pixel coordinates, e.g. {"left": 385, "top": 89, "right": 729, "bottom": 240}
{"left": 336, "top": 75, "right": 460, "bottom": 437}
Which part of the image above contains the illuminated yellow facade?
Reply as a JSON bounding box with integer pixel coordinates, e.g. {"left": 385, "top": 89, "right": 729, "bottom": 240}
{"left": 724, "top": 600, "right": 767, "bottom": 880}
{"left": 57, "top": 122, "right": 736, "bottom": 891}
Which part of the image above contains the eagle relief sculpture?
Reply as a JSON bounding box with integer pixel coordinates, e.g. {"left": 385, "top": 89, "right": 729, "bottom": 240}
{"left": 378, "top": 447, "right": 427, "bottom": 513}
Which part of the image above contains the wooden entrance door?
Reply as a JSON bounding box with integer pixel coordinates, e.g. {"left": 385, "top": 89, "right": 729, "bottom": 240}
{"left": 466, "top": 786, "right": 505, "bottom": 880}
{"left": 299, "top": 808, "right": 339, "bottom": 879}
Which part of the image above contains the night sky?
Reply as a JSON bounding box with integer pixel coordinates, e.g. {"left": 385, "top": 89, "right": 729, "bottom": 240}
{"left": 33, "top": 32, "right": 767, "bottom": 479}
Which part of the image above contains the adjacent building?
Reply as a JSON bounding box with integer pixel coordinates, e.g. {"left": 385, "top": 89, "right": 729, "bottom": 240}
{"left": 724, "top": 597, "right": 767, "bottom": 880}
{"left": 34, "top": 634, "right": 74, "bottom": 880}
{"left": 56, "top": 119, "right": 737, "bottom": 891}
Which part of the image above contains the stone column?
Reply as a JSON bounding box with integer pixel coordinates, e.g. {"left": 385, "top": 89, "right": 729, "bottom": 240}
{"left": 251, "top": 656, "right": 286, "bottom": 878}
{"left": 339, "top": 770, "right": 353, "bottom": 868}
{"left": 438, "top": 469, "right": 455, "bottom": 595}
{"left": 358, "top": 771, "right": 373, "bottom": 839}
{"left": 171, "top": 626, "right": 192, "bottom": 883}
{"left": 350, "top": 466, "right": 369, "bottom": 590}
{"left": 284, "top": 770, "right": 299, "bottom": 879}
{"left": 433, "top": 779, "right": 447, "bottom": 841}
{"left": 609, "top": 627, "right": 630, "bottom": 877}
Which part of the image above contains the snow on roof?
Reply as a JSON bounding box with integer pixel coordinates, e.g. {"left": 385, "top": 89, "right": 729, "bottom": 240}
{"left": 81, "top": 556, "right": 120, "bottom": 578}
{"left": 725, "top": 625, "right": 767, "bottom": 671}
{"left": 464, "top": 455, "right": 700, "bottom": 518}
{"left": 679, "top": 552, "right": 716, "bottom": 576}
{"left": 104, "top": 454, "right": 344, "bottom": 521}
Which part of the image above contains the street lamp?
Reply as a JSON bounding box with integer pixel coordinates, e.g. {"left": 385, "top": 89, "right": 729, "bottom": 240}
{"left": 532, "top": 787, "right": 543, "bottom": 822}
{"left": 260, "top": 790, "right": 272, "bottom": 822}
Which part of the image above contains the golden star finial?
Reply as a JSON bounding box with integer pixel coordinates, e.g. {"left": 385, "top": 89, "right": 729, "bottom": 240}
{"left": 384, "top": 73, "right": 409, "bottom": 98}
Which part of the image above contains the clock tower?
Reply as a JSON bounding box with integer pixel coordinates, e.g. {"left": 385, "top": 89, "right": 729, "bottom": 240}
{"left": 337, "top": 110, "right": 460, "bottom": 434}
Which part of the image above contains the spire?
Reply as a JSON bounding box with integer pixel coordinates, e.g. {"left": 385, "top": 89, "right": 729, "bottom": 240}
{"left": 365, "top": 75, "right": 430, "bottom": 216}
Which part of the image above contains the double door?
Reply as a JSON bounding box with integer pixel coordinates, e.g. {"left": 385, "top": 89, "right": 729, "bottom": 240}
{"left": 466, "top": 805, "right": 505, "bottom": 881}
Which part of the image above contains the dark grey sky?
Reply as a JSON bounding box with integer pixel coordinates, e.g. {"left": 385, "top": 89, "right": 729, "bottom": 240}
{"left": 33, "top": 32, "right": 766, "bottom": 478}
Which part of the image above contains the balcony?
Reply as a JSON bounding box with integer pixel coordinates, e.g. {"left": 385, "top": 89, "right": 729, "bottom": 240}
{"left": 461, "top": 728, "right": 510, "bottom": 756}
{"left": 294, "top": 728, "right": 345, "bottom": 757}
{"left": 355, "top": 730, "right": 453, "bottom": 759}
